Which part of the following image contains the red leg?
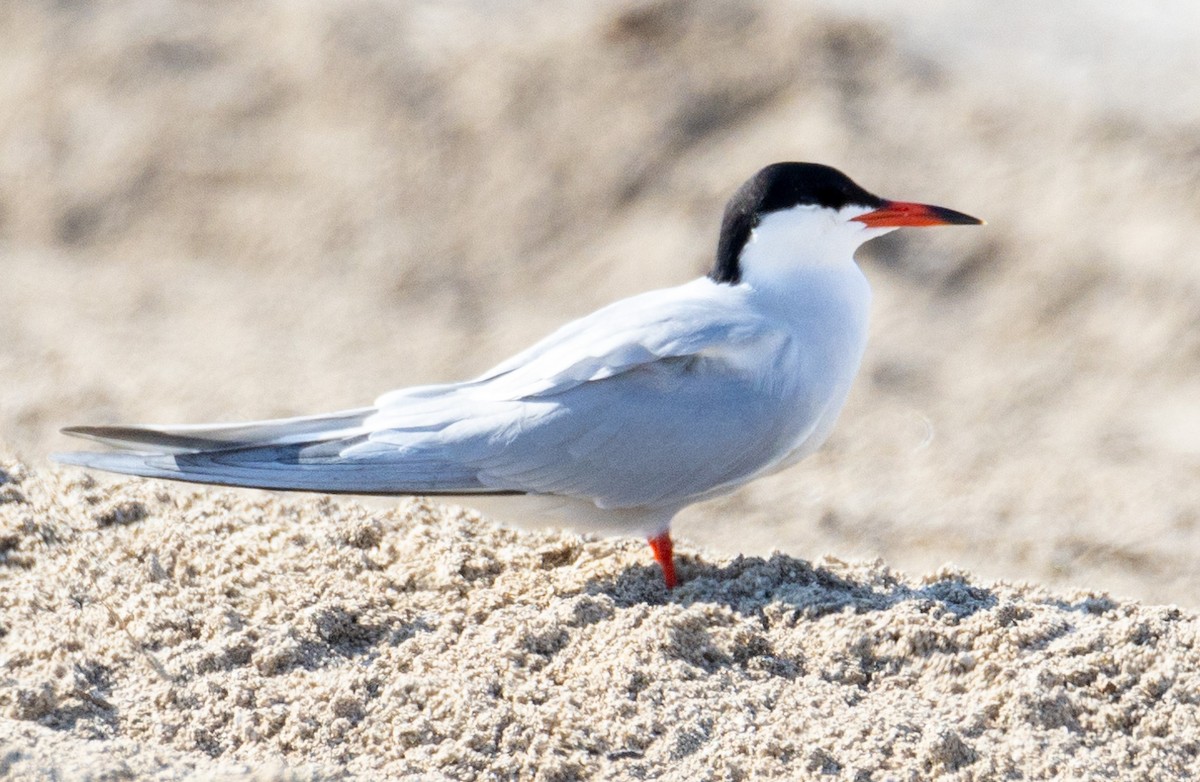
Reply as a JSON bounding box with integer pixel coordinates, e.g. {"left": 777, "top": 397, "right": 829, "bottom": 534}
{"left": 647, "top": 532, "right": 678, "bottom": 589}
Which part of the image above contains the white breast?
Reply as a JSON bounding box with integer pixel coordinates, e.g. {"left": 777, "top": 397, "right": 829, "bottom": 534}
{"left": 741, "top": 259, "right": 873, "bottom": 475}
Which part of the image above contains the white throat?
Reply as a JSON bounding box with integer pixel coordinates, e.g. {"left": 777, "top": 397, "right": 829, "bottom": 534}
{"left": 737, "top": 204, "right": 893, "bottom": 287}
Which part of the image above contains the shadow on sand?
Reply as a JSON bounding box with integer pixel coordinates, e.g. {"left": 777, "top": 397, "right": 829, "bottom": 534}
{"left": 582, "top": 551, "right": 998, "bottom": 620}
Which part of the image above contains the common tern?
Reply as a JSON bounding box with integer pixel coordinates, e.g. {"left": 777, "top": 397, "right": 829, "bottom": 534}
{"left": 56, "top": 163, "right": 982, "bottom": 588}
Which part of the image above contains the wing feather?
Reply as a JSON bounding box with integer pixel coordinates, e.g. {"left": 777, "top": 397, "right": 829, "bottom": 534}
{"left": 58, "top": 277, "right": 811, "bottom": 509}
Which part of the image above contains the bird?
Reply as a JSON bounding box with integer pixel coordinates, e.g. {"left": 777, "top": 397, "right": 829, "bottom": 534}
{"left": 55, "top": 162, "right": 982, "bottom": 589}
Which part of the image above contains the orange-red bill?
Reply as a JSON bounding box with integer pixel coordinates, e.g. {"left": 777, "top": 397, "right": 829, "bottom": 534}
{"left": 852, "top": 200, "right": 983, "bottom": 228}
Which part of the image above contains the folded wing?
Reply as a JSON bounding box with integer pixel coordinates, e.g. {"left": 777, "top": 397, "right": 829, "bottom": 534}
{"left": 57, "top": 279, "right": 807, "bottom": 508}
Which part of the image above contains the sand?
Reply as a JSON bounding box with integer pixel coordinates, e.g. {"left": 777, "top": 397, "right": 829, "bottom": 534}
{"left": 3, "top": 0, "right": 1200, "bottom": 778}
{"left": 2, "top": 456, "right": 1198, "bottom": 780}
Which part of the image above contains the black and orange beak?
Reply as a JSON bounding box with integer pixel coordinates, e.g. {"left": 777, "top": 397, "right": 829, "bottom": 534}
{"left": 852, "top": 200, "right": 983, "bottom": 228}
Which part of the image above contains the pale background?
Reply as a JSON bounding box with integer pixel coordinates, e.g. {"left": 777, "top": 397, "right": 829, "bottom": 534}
{"left": 4, "top": 0, "right": 1199, "bottom": 605}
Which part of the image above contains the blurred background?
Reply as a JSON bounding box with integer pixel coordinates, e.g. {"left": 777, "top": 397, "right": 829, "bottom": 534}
{"left": 3, "top": 0, "right": 1199, "bottom": 605}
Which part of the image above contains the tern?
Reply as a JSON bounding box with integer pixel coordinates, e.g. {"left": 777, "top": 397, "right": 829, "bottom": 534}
{"left": 55, "top": 162, "right": 981, "bottom": 589}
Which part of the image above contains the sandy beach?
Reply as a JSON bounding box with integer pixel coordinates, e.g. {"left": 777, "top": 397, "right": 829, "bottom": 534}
{"left": 3, "top": 0, "right": 1200, "bottom": 778}
{"left": 3, "top": 457, "right": 1199, "bottom": 779}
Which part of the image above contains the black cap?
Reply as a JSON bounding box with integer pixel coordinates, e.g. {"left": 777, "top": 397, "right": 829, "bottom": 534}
{"left": 710, "top": 163, "right": 885, "bottom": 284}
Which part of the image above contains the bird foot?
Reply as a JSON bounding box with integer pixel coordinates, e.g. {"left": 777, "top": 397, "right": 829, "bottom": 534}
{"left": 647, "top": 532, "right": 677, "bottom": 589}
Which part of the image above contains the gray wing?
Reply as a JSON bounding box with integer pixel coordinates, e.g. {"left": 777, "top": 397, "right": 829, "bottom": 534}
{"left": 57, "top": 280, "right": 812, "bottom": 505}
{"left": 364, "top": 285, "right": 815, "bottom": 508}
{"left": 455, "top": 352, "right": 807, "bottom": 508}
{"left": 54, "top": 406, "right": 500, "bottom": 494}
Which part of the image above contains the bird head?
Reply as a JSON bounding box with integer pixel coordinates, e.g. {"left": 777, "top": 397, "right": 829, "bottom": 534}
{"left": 711, "top": 162, "right": 982, "bottom": 285}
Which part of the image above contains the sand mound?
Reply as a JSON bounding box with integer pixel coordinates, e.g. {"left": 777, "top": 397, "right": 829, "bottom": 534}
{"left": 2, "top": 455, "right": 1197, "bottom": 780}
